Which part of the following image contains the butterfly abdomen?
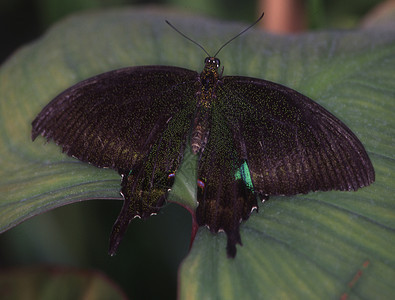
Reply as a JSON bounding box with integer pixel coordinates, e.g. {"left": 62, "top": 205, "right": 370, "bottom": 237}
{"left": 191, "top": 108, "right": 210, "bottom": 154}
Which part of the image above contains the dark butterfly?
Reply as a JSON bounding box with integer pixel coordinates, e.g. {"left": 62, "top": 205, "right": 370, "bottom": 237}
{"left": 31, "top": 13, "right": 374, "bottom": 257}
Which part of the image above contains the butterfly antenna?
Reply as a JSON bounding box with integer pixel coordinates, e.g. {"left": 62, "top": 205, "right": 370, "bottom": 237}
{"left": 165, "top": 20, "right": 211, "bottom": 57}
{"left": 166, "top": 12, "right": 264, "bottom": 58}
{"left": 213, "top": 12, "right": 264, "bottom": 57}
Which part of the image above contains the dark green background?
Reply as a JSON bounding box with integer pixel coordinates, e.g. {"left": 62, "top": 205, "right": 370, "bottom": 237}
{"left": 0, "top": 0, "right": 383, "bottom": 63}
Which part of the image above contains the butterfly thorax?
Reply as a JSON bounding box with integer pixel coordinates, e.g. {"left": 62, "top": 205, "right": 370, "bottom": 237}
{"left": 191, "top": 57, "right": 221, "bottom": 154}
{"left": 198, "top": 57, "right": 220, "bottom": 108}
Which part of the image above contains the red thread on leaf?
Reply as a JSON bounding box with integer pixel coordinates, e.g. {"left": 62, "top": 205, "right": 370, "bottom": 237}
{"left": 341, "top": 259, "right": 370, "bottom": 299}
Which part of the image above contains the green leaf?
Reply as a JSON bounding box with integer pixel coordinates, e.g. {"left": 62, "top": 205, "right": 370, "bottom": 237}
{"left": 0, "top": 266, "right": 126, "bottom": 300}
{"left": 0, "top": 7, "right": 394, "bottom": 299}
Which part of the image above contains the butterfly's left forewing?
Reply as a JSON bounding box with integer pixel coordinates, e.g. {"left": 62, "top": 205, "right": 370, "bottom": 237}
{"left": 32, "top": 66, "right": 198, "bottom": 170}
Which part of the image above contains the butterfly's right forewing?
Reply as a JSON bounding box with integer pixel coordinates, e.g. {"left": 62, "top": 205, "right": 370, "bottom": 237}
{"left": 222, "top": 76, "right": 375, "bottom": 196}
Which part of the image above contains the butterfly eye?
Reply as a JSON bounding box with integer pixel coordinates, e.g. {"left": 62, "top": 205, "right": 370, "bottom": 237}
{"left": 204, "top": 57, "right": 220, "bottom": 68}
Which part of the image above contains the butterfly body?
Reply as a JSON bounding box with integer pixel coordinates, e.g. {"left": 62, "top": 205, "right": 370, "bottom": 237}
{"left": 191, "top": 57, "right": 221, "bottom": 154}
{"left": 32, "top": 55, "right": 374, "bottom": 257}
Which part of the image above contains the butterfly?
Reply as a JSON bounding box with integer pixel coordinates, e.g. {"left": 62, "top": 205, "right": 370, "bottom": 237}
{"left": 31, "top": 13, "right": 375, "bottom": 257}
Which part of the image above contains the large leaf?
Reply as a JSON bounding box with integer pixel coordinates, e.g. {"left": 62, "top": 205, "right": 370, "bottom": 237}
{"left": 0, "top": 7, "right": 394, "bottom": 299}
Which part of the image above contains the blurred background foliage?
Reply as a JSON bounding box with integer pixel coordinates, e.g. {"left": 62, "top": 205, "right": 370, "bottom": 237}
{"left": 0, "top": 0, "right": 391, "bottom": 299}
{"left": 0, "top": 0, "right": 386, "bottom": 63}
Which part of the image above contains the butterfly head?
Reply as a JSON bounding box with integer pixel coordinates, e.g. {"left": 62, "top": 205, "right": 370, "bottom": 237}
{"left": 204, "top": 57, "right": 220, "bottom": 71}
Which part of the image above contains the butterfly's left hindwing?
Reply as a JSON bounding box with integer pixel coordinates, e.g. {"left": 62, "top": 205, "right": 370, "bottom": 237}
{"left": 32, "top": 66, "right": 198, "bottom": 254}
